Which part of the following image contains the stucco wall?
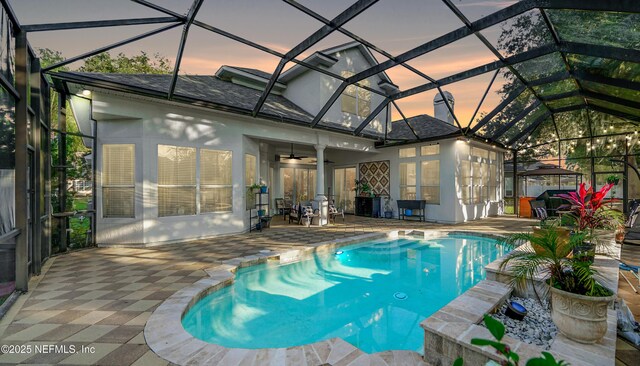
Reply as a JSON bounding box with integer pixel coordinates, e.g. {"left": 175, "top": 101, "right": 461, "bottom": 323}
{"left": 283, "top": 47, "right": 390, "bottom": 136}
{"left": 93, "top": 92, "right": 376, "bottom": 245}
{"left": 328, "top": 139, "right": 504, "bottom": 224}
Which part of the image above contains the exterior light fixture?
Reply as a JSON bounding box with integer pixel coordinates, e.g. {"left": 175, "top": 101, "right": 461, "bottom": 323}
{"left": 82, "top": 89, "right": 91, "bottom": 96}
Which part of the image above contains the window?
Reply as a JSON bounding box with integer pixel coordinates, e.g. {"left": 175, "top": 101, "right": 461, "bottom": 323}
{"left": 399, "top": 147, "right": 416, "bottom": 158}
{"left": 158, "top": 145, "right": 196, "bottom": 217}
{"left": 245, "top": 154, "right": 256, "bottom": 209}
{"left": 472, "top": 147, "right": 489, "bottom": 159}
{"left": 341, "top": 71, "right": 371, "bottom": 117}
{"left": 334, "top": 167, "right": 356, "bottom": 213}
{"left": 421, "top": 144, "right": 439, "bottom": 156}
{"left": 460, "top": 147, "right": 501, "bottom": 204}
{"left": 102, "top": 144, "right": 135, "bottom": 218}
{"left": 460, "top": 160, "right": 471, "bottom": 204}
{"left": 421, "top": 160, "right": 440, "bottom": 204}
{"left": 399, "top": 162, "right": 416, "bottom": 199}
{"left": 200, "top": 149, "right": 233, "bottom": 213}
{"left": 489, "top": 164, "right": 498, "bottom": 201}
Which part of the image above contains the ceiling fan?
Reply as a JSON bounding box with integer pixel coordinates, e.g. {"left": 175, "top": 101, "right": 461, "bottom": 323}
{"left": 283, "top": 143, "right": 307, "bottom": 160}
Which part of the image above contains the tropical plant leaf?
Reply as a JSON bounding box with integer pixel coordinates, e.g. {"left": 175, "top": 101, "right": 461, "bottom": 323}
{"left": 482, "top": 314, "right": 505, "bottom": 341}
{"left": 453, "top": 357, "right": 464, "bottom": 366}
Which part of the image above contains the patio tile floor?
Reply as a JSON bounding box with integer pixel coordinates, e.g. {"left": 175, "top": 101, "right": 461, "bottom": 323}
{"left": 0, "top": 215, "right": 636, "bottom": 365}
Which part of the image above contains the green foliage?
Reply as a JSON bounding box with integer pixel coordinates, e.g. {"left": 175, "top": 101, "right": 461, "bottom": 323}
{"left": 79, "top": 51, "right": 172, "bottom": 74}
{"left": 500, "top": 224, "right": 611, "bottom": 297}
{"left": 354, "top": 179, "right": 372, "bottom": 196}
{"left": 0, "top": 115, "right": 15, "bottom": 169}
{"left": 605, "top": 174, "right": 620, "bottom": 185}
{"left": 36, "top": 48, "right": 68, "bottom": 71}
{"left": 454, "top": 315, "right": 568, "bottom": 366}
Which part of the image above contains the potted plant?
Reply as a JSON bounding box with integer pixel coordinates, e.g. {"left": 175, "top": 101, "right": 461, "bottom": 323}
{"left": 354, "top": 180, "right": 372, "bottom": 197}
{"left": 605, "top": 174, "right": 620, "bottom": 185}
{"left": 500, "top": 226, "right": 615, "bottom": 344}
{"left": 501, "top": 183, "right": 623, "bottom": 344}
{"left": 249, "top": 183, "right": 261, "bottom": 194}
{"left": 259, "top": 178, "right": 268, "bottom": 193}
{"left": 384, "top": 197, "right": 394, "bottom": 219}
{"left": 557, "top": 183, "right": 623, "bottom": 261}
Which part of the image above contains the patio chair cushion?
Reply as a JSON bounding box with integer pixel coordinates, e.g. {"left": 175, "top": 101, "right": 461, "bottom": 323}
{"left": 534, "top": 207, "right": 548, "bottom": 220}
{"left": 302, "top": 206, "right": 315, "bottom": 217}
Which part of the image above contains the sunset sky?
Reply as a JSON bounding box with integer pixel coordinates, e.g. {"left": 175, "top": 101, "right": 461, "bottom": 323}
{"left": 11, "top": 0, "right": 521, "bottom": 125}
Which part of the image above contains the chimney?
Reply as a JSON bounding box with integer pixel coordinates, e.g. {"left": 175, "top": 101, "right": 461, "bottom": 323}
{"left": 434, "top": 91, "right": 455, "bottom": 124}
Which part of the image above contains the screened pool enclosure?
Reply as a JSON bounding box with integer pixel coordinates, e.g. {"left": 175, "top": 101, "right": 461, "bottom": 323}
{"left": 1, "top": 0, "right": 640, "bottom": 292}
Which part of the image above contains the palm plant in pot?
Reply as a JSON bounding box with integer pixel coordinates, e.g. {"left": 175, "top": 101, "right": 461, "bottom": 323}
{"left": 500, "top": 223, "right": 615, "bottom": 344}
{"left": 501, "top": 183, "right": 622, "bottom": 344}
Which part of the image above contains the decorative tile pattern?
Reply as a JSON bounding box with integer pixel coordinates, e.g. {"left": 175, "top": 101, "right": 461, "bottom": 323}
{"left": 359, "top": 160, "right": 390, "bottom": 196}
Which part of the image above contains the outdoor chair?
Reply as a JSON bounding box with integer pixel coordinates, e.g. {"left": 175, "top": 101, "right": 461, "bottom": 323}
{"left": 529, "top": 199, "right": 548, "bottom": 221}
{"left": 288, "top": 204, "right": 317, "bottom": 226}
{"left": 328, "top": 204, "right": 345, "bottom": 223}
{"left": 275, "top": 198, "right": 291, "bottom": 221}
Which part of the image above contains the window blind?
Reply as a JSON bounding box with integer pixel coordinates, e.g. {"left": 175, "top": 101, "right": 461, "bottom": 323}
{"left": 102, "top": 144, "right": 135, "bottom": 218}
{"left": 158, "top": 145, "right": 196, "bottom": 216}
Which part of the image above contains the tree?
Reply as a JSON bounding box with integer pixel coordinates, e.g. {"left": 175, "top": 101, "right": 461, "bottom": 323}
{"left": 79, "top": 51, "right": 172, "bottom": 74}
{"left": 476, "top": 11, "right": 551, "bottom": 156}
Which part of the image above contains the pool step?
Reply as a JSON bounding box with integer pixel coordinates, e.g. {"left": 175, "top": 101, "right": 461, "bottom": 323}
{"left": 356, "top": 238, "right": 429, "bottom": 255}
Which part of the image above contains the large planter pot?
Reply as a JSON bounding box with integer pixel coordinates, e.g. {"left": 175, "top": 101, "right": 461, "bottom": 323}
{"left": 550, "top": 286, "right": 615, "bottom": 344}
{"left": 532, "top": 226, "right": 571, "bottom": 257}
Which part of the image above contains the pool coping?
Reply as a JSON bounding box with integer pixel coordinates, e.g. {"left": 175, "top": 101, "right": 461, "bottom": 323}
{"left": 144, "top": 230, "right": 500, "bottom": 365}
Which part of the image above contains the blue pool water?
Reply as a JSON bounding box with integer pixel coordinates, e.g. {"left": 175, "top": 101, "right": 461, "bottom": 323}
{"left": 182, "top": 234, "right": 508, "bottom": 354}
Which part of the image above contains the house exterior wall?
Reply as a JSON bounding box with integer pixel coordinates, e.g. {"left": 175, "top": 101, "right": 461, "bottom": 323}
{"left": 283, "top": 48, "right": 390, "bottom": 136}
{"left": 93, "top": 92, "right": 375, "bottom": 246}
{"left": 328, "top": 139, "right": 504, "bottom": 224}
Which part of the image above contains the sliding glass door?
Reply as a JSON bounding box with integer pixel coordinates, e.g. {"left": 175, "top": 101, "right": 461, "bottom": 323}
{"left": 282, "top": 167, "right": 316, "bottom": 203}
{"left": 334, "top": 167, "right": 356, "bottom": 213}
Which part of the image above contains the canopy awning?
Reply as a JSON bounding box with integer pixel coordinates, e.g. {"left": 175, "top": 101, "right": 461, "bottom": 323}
{"left": 517, "top": 166, "right": 582, "bottom": 176}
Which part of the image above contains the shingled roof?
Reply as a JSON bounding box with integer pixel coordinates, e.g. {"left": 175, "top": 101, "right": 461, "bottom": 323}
{"left": 53, "top": 71, "right": 313, "bottom": 123}
{"left": 52, "top": 71, "right": 461, "bottom": 142}
{"left": 230, "top": 66, "right": 273, "bottom": 80}
{"left": 388, "top": 114, "right": 460, "bottom": 140}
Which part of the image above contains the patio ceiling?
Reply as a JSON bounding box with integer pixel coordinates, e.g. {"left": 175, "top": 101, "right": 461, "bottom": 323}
{"left": 6, "top": 0, "right": 640, "bottom": 152}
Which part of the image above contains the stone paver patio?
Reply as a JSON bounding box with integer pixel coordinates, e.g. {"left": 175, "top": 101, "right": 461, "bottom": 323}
{"left": 0, "top": 215, "right": 637, "bottom": 365}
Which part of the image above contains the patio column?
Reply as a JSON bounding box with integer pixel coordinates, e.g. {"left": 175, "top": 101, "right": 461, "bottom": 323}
{"left": 315, "top": 144, "right": 328, "bottom": 226}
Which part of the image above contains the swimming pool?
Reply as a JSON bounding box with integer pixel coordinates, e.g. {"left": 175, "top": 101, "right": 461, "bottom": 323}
{"left": 182, "top": 234, "right": 508, "bottom": 354}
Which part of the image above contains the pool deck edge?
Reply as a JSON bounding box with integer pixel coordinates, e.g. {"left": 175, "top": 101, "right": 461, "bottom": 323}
{"left": 145, "top": 231, "right": 433, "bottom": 365}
